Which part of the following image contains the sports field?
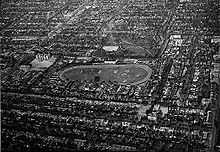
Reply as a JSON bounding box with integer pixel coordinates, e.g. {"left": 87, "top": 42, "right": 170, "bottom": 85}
{"left": 60, "top": 64, "right": 152, "bottom": 85}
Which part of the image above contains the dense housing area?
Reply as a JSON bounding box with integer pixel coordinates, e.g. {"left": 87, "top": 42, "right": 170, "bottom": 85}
{"left": 1, "top": 0, "right": 219, "bottom": 151}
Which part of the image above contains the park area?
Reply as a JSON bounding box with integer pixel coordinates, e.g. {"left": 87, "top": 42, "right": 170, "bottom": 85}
{"left": 60, "top": 64, "right": 152, "bottom": 85}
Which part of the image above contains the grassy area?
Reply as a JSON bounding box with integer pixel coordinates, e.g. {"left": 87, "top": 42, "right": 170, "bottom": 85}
{"left": 60, "top": 64, "right": 152, "bottom": 85}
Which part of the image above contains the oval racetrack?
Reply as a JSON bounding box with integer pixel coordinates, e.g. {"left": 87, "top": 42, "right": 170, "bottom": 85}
{"left": 60, "top": 64, "right": 152, "bottom": 85}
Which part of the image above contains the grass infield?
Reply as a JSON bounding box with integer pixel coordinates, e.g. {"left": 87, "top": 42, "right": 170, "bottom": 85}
{"left": 60, "top": 64, "right": 152, "bottom": 85}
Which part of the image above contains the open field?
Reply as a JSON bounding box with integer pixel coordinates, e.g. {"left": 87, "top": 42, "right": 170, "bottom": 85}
{"left": 60, "top": 64, "right": 152, "bottom": 85}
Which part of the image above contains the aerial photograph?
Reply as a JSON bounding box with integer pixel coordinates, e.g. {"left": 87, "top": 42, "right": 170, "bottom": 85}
{"left": 1, "top": 0, "right": 219, "bottom": 151}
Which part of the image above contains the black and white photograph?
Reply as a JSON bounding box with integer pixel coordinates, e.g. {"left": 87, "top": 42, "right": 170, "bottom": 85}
{"left": 1, "top": 0, "right": 220, "bottom": 151}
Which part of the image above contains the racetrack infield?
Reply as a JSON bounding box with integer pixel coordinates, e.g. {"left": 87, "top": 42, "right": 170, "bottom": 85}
{"left": 60, "top": 64, "right": 152, "bottom": 85}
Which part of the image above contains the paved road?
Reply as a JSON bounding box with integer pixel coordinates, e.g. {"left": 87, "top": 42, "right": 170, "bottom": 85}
{"left": 27, "top": 0, "right": 95, "bottom": 53}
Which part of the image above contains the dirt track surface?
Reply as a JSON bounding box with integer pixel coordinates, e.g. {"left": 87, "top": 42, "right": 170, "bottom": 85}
{"left": 60, "top": 64, "right": 152, "bottom": 85}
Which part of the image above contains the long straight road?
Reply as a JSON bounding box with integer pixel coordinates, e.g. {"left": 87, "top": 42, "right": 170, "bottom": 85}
{"left": 26, "top": 0, "right": 95, "bottom": 53}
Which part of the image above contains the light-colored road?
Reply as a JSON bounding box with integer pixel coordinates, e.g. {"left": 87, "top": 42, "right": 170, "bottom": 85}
{"left": 26, "top": 0, "right": 94, "bottom": 52}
